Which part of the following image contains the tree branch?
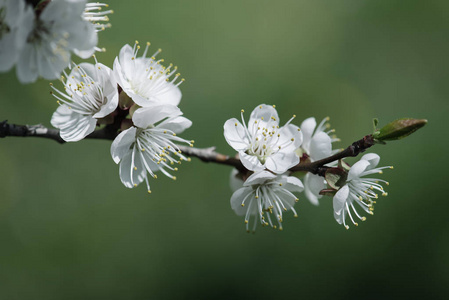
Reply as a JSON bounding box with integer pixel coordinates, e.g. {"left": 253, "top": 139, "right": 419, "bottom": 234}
{"left": 0, "top": 120, "right": 376, "bottom": 176}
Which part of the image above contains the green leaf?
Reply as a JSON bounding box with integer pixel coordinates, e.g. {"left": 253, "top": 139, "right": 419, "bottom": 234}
{"left": 373, "top": 118, "right": 427, "bottom": 142}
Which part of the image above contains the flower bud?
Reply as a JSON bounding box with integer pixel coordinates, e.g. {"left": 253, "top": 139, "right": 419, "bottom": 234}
{"left": 373, "top": 118, "right": 427, "bottom": 142}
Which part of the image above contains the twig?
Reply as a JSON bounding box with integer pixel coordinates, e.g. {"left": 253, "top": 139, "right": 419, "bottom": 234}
{"left": 0, "top": 121, "right": 376, "bottom": 176}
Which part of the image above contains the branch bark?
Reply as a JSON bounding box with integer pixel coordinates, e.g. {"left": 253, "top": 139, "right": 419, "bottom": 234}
{"left": 0, "top": 121, "right": 376, "bottom": 176}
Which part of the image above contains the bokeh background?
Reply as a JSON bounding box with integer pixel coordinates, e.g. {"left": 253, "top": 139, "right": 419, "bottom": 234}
{"left": 0, "top": 0, "right": 448, "bottom": 299}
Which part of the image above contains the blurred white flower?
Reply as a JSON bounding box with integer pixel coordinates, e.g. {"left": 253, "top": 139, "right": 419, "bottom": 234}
{"left": 333, "top": 153, "right": 392, "bottom": 229}
{"left": 75, "top": 1, "right": 112, "bottom": 57}
{"left": 110, "top": 105, "right": 192, "bottom": 193}
{"left": 0, "top": 0, "right": 34, "bottom": 72}
{"left": 299, "top": 117, "right": 339, "bottom": 206}
{"left": 113, "top": 42, "right": 183, "bottom": 108}
{"left": 50, "top": 60, "right": 118, "bottom": 142}
{"left": 224, "top": 104, "right": 303, "bottom": 174}
{"left": 230, "top": 170, "right": 304, "bottom": 232}
{"left": 16, "top": 0, "right": 111, "bottom": 83}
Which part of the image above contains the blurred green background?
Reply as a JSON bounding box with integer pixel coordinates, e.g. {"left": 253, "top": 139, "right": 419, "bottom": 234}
{"left": 0, "top": 0, "right": 448, "bottom": 299}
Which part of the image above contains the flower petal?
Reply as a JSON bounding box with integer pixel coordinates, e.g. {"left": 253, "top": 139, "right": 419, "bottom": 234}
{"left": 244, "top": 171, "right": 276, "bottom": 186}
{"left": 333, "top": 184, "right": 349, "bottom": 215}
{"left": 347, "top": 160, "right": 370, "bottom": 181}
{"left": 119, "top": 147, "right": 146, "bottom": 188}
{"left": 110, "top": 127, "right": 137, "bottom": 164}
{"left": 303, "top": 173, "right": 325, "bottom": 206}
{"left": 249, "top": 104, "right": 279, "bottom": 125}
{"left": 239, "top": 151, "right": 264, "bottom": 172}
{"left": 265, "top": 151, "right": 299, "bottom": 174}
{"left": 51, "top": 105, "right": 97, "bottom": 142}
{"left": 230, "top": 187, "right": 254, "bottom": 216}
{"left": 300, "top": 117, "right": 316, "bottom": 152}
{"left": 229, "top": 169, "right": 244, "bottom": 192}
{"left": 284, "top": 176, "right": 304, "bottom": 193}
{"left": 158, "top": 116, "right": 192, "bottom": 134}
{"left": 360, "top": 153, "right": 380, "bottom": 170}
{"left": 132, "top": 105, "right": 182, "bottom": 128}
{"left": 224, "top": 118, "right": 249, "bottom": 151}
{"left": 309, "top": 131, "right": 332, "bottom": 161}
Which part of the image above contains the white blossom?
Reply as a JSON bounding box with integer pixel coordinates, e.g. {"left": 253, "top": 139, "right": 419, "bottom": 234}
{"left": 224, "top": 104, "right": 303, "bottom": 174}
{"left": 0, "top": 0, "right": 34, "bottom": 72}
{"left": 110, "top": 105, "right": 192, "bottom": 193}
{"left": 50, "top": 60, "right": 118, "bottom": 142}
{"left": 230, "top": 170, "right": 304, "bottom": 232}
{"left": 113, "top": 42, "right": 183, "bottom": 108}
{"left": 75, "top": 1, "right": 112, "bottom": 58}
{"left": 299, "top": 117, "right": 339, "bottom": 206}
{"left": 16, "top": 0, "right": 110, "bottom": 83}
{"left": 333, "top": 153, "right": 392, "bottom": 229}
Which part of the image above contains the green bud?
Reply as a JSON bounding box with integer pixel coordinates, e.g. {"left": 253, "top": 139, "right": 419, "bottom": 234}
{"left": 373, "top": 118, "right": 427, "bottom": 142}
{"left": 325, "top": 167, "right": 348, "bottom": 190}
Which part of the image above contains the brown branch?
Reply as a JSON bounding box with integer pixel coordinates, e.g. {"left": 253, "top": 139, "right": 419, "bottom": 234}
{"left": 0, "top": 120, "right": 376, "bottom": 176}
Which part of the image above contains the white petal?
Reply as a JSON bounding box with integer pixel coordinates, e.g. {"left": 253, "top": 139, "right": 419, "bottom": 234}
{"left": 249, "top": 104, "right": 279, "bottom": 125}
{"left": 223, "top": 118, "right": 249, "bottom": 151}
{"left": 110, "top": 127, "right": 137, "bottom": 164}
{"left": 158, "top": 116, "right": 192, "bottom": 134}
{"left": 303, "top": 173, "right": 325, "bottom": 206}
{"left": 229, "top": 169, "right": 244, "bottom": 192}
{"left": 244, "top": 171, "right": 276, "bottom": 186}
{"left": 309, "top": 132, "right": 332, "bottom": 161}
{"left": 147, "top": 84, "right": 182, "bottom": 107}
{"left": 51, "top": 105, "right": 97, "bottom": 142}
{"left": 300, "top": 117, "right": 316, "bottom": 152}
{"left": 239, "top": 151, "right": 264, "bottom": 172}
{"left": 265, "top": 151, "right": 299, "bottom": 174}
{"left": 132, "top": 105, "right": 182, "bottom": 128}
{"left": 230, "top": 187, "right": 254, "bottom": 216}
{"left": 333, "top": 184, "right": 349, "bottom": 214}
{"left": 119, "top": 147, "right": 146, "bottom": 188}
{"left": 284, "top": 176, "right": 304, "bottom": 192}
{"left": 360, "top": 153, "right": 380, "bottom": 170}
{"left": 348, "top": 160, "right": 370, "bottom": 181}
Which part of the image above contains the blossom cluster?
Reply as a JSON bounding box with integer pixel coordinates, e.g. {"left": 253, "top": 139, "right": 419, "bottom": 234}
{"left": 0, "top": 0, "right": 399, "bottom": 233}
{"left": 224, "top": 105, "right": 391, "bottom": 231}
{"left": 50, "top": 42, "right": 192, "bottom": 193}
{"left": 0, "top": 0, "right": 112, "bottom": 83}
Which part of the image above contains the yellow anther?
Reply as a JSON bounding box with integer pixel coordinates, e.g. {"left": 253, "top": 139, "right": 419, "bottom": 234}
{"left": 235, "top": 123, "right": 238, "bottom": 126}
{"left": 272, "top": 105, "right": 276, "bottom": 108}
{"left": 291, "top": 138, "right": 294, "bottom": 141}
{"left": 293, "top": 114, "right": 296, "bottom": 118}
{"left": 241, "top": 109, "right": 245, "bottom": 113}
{"left": 172, "top": 176, "right": 177, "bottom": 181}
{"left": 294, "top": 214, "right": 298, "bottom": 218}
{"left": 295, "top": 198, "right": 299, "bottom": 202}
{"left": 345, "top": 225, "right": 349, "bottom": 230}
{"left": 354, "top": 223, "right": 359, "bottom": 226}
{"left": 174, "top": 168, "right": 178, "bottom": 171}
{"left": 134, "top": 167, "right": 137, "bottom": 170}
{"left": 244, "top": 220, "right": 248, "bottom": 224}
{"left": 148, "top": 190, "right": 152, "bottom": 194}
{"left": 279, "top": 183, "right": 282, "bottom": 186}
{"left": 241, "top": 204, "right": 245, "bottom": 207}
{"left": 390, "top": 166, "right": 394, "bottom": 169}
{"left": 361, "top": 217, "right": 366, "bottom": 221}
{"left": 255, "top": 196, "right": 259, "bottom": 199}
{"left": 133, "top": 184, "right": 137, "bottom": 187}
